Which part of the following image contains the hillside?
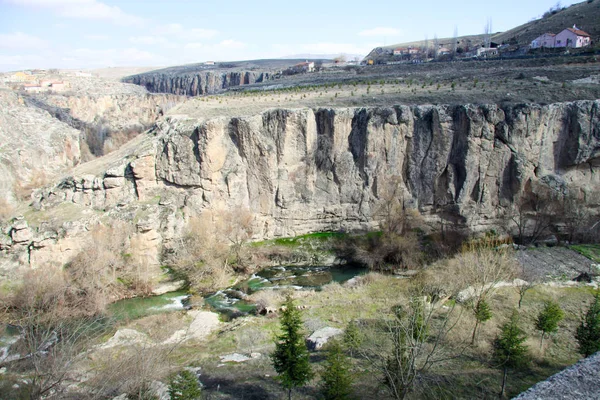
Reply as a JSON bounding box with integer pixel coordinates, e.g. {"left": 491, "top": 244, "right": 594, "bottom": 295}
{"left": 365, "top": 0, "right": 600, "bottom": 61}
{"left": 493, "top": 0, "right": 600, "bottom": 46}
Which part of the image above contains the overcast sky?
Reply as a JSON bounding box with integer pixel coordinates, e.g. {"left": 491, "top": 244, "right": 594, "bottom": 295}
{"left": 0, "top": 0, "right": 582, "bottom": 72}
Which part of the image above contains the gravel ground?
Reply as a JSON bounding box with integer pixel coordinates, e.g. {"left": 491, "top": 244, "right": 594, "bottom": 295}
{"left": 514, "top": 351, "right": 600, "bottom": 400}
{"left": 516, "top": 246, "right": 598, "bottom": 282}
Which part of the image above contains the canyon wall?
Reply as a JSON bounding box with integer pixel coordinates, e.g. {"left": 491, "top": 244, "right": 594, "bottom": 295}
{"left": 123, "top": 70, "right": 271, "bottom": 96}
{"left": 2, "top": 100, "right": 599, "bottom": 276}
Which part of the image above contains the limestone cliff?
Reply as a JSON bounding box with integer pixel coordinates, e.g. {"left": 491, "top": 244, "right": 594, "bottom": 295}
{"left": 2, "top": 100, "right": 599, "bottom": 277}
{"left": 123, "top": 70, "right": 271, "bottom": 96}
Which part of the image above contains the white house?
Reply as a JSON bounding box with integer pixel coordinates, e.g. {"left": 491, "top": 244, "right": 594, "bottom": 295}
{"left": 531, "top": 33, "right": 556, "bottom": 49}
{"left": 555, "top": 25, "right": 591, "bottom": 48}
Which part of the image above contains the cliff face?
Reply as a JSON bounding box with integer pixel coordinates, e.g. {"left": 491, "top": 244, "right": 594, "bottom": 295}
{"left": 43, "top": 93, "right": 182, "bottom": 131}
{"left": 0, "top": 91, "right": 81, "bottom": 204}
{"left": 123, "top": 70, "right": 271, "bottom": 96}
{"left": 3, "top": 100, "right": 599, "bottom": 277}
{"left": 150, "top": 101, "right": 599, "bottom": 235}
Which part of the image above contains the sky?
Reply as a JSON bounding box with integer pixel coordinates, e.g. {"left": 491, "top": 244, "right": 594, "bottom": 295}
{"left": 0, "top": 0, "right": 582, "bottom": 72}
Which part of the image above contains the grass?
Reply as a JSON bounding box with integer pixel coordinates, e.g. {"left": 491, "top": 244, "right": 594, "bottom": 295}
{"left": 570, "top": 244, "right": 600, "bottom": 263}
{"left": 251, "top": 231, "right": 348, "bottom": 247}
{"left": 183, "top": 272, "right": 596, "bottom": 399}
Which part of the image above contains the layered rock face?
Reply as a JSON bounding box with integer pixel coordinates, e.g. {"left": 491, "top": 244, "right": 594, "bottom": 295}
{"left": 3, "top": 100, "right": 599, "bottom": 276}
{"left": 43, "top": 93, "right": 182, "bottom": 131}
{"left": 0, "top": 90, "right": 81, "bottom": 204}
{"left": 123, "top": 70, "right": 271, "bottom": 96}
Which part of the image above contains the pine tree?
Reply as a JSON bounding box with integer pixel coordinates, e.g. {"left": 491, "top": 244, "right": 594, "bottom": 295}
{"left": 535, "top": 300, "right": 564, "bottom": 351}
{"left": 321, "top": 340, "right": 353, "bottom": 400}
{"left": 168, "top": 370, "right": 202, "bottom": 400}
{"left": 492, "top": 310, "right": 528, "bottom": 398}
{"left": 471, "top": 299, "right": 492, "bottom": 344}
{"left": 575, "top": 290, "right": 600, "bottom": 357}
{"left": 343, "top": 319, "right": 363, "bottom": 357}
{"left": 271, "top": 296, "right": 313, "bottom": 400}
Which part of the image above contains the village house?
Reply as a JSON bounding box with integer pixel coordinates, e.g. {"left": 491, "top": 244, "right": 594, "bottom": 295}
{"left": 23, "top": 84, "right": 43, "bottom": 93}
{"left": 531, "top": 33, "right": 556, "bottom": 48}
{"left": 477, "top": 47, "right": 499, "bottom": 58}
{"left": 50, "top": 81, "right": 66, "bottom": 91}
{"left": 555, "top": 25, "right": 591, "bottom": 48}
{"left": 295, "top": 61, "right": 315, "bottom": 73}
{"left": 11, "top": 71, "right": 36, "bottom": 82}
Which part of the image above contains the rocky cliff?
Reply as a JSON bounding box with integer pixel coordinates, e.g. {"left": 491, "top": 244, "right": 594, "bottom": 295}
{"left": 123, "top": 70, "right": 271, "bottom": 96}
{"left": 2, "top": 100, "right": 599, "bottom": 277}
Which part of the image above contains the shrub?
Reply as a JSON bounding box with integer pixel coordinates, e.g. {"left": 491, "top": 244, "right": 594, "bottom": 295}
{"left": 168, "top": 370, "right": 202, "bottom": 400}
{"left": 576, "top": 290, "right": 600, "bottom": 357}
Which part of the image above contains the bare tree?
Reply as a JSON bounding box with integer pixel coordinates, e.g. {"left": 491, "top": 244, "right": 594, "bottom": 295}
{"left": 452, "top": 26, "right": 458, "bottom": 59}
{"left": 357, "top": 295, "right": 464, "bottom": 400}
{"left": 483, "top": 18, "right": 493, "bottom": 48}
{"left": 433, "top": 35, "right": 440, "bottom": 59}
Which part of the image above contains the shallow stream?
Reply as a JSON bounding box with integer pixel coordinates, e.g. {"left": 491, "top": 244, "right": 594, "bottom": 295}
{"left": 109, "top": 264, "right": 365, "bottom": 320}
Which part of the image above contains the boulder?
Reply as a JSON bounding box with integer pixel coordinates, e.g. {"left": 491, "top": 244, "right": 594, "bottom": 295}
{"left": 219, "top": 353, "right": 252, "bottom": 363}
{"left": 306, "top": 327, "right": 343, "bottom": 351}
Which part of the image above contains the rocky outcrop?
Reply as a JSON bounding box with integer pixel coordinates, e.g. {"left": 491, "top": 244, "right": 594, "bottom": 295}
{"left": 0, "top": 90, "right": 82, "bottom": 204}
{"left": 3, "top": 100, "right": 599, "bottom": 278}
{"left": 123, "top": 70, "right": 271, "bottom": 96}
{"left": 42, "top": 93, "right": 182, "bottom": 131}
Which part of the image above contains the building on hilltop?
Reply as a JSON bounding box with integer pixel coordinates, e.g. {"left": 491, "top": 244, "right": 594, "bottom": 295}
{"left": 531, "top": 33, "right": 556, "bottom": 48}
{"left": 555, "top": 25, "right": 591, "bottom": 48}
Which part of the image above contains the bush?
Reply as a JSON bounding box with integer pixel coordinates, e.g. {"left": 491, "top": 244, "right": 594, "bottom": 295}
{"left": 576, "top": 290, "right": 600, "bottom": 357}
{"left": 169, "top": 370, "right": 202, "bottom": 400}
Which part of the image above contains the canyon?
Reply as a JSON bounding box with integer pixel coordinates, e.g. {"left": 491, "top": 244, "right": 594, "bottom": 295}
{"left": 2, "top": 99, "right": 598, "bottom": 283}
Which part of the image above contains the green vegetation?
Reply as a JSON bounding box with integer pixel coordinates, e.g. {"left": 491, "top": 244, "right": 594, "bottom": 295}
{"left": 271, "top": 296, "right": 313, "bottom": 400}
{"left": 493, "top": 310, "right": 529, "bottom": 398}
{"left": 570, "top": 244, "right": 600, "bottom": 263}
{"left": 535, "top": 300, "right": 564, "bottom": 351}
{"left": 168, "top": 370, "right": 202, "bottom": 400}
{"left": 576, "top": 290, "right": 600, "bottom": 357}
{"left": 472, "top": 299, "right": 493, "bottom": 344}
{"left": 320, "top": 340, "right": 353, "bottom": 400}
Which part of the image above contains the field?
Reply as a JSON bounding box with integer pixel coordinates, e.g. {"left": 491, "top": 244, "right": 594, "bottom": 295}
{"left": 168, "top": 56, "right": 600, "bottom": 120}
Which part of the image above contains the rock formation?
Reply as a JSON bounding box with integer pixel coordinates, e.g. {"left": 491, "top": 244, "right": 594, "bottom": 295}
{"left": 1, "top": 100, "right": 599, "bottom": 281}
{"left": 123, "top": 70, "right": 271, "bottom": 96}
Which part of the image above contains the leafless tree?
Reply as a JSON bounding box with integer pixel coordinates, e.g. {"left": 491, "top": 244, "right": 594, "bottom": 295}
{"left": 484, "top": 18, "right": 493, "bottom": 48}
{"left": 433, "top": 35, "right": 440, "bottom": 59}
{"left": 452, "top": 26, "right": 458, "bottom": 59}
{"left": 357, "top": 295, "right": 464, "bottom": 399}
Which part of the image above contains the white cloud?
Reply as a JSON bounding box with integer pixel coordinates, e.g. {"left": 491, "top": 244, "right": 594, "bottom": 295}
{"left": 0, "top": 32, "right": 48, "bottom": 49}
{"left": 273, "top": 42, "right": 372, "bottom": 57}
{"left": 219, "top": 39, "right": 245, "bottom": 49}
{"left": 129, "top": 36, "right": 169, "bottom": 45}
{"left": 156, "top": 23, "right": 218, "bottom": 40}
{"left": 85, "top": 34, "right": 109, "bottom": 40}
{"left": 359, "top": 27, "right": 402, "bottom": 37}
{"left": 5, "top": 0, "right": 145, "bottom": 26}
{"left": 183, "top": 42, "right": 203, "bottom": 50}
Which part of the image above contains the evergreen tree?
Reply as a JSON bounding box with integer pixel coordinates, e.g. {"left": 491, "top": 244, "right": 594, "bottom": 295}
{"left": 343, "top": 319, "right": 363, "bottom": 357}
{"left": 271, "top": 296, "right": 313, "bottom": 400}
{"left": 168, "top": 370, "right": 202, "bottom": 400}
{"left": 492, "top": 310, "right": 528, "bottom": 398}
{"left": 321, "top": 340, "right": 353, "bottom": 400}
{"left": 471, "top": 299, "right": 492, "bottom": 344}
{"left": 535, "top": 300, "right": 564, "bottom": 351}
{"left": 575, "top": 290, "right": 600, "bottom": 357}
